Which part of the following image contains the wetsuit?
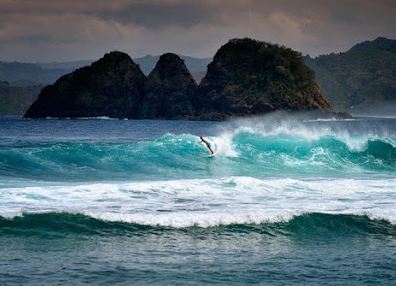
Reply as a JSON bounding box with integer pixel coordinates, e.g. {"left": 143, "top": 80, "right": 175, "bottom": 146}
{"left": 199, "top": 136, "right": 214, "bottom": 154}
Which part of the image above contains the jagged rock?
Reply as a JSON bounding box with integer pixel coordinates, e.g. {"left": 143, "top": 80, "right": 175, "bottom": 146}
{"left": 193, "top": 38, "right": 334, "bottom": 120}
{"left": 24, "top": 51, "right": 146, "bottom": 118}
{"left": 139, "top": 53, "right": 197, "bottom": 119}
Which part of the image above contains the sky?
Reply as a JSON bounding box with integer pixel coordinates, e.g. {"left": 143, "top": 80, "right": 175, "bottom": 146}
{"left": 0, "top": 0, "right": 395, "bottom": 62}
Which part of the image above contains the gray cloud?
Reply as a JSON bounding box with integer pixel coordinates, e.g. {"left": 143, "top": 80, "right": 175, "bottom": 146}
{"left": 0, "top": 0, "right": 395, "bottom": 62}
{"left": 91, "top": 2, "right": 219, "bottom": 28}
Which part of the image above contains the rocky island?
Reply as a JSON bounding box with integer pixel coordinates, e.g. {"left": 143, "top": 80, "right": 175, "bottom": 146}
{"left": 25, "top": 38, "right": 335, "bottom": 120}
{"left": 193, "top": 38, "right": 333, "bottom": 119}
{"left": 25, "top": 51, "right": 146, "bottom": 118}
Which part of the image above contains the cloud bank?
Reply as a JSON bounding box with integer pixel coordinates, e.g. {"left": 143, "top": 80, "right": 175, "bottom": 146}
{"left": 0, "top": 0, "right": 395, "bottom": 61}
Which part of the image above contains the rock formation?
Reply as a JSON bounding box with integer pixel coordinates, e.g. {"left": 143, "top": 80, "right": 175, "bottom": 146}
{"left": 193, "top": 38, "right": 334, "bottom": 120}
{"left": 25, "top": 51, "right": 146, "bottom": 118}
{"left": 139, "top": 53, "right": 197, "bottom": 119}
{"left": 25, "top": 38, "right": 336, "bottom": 120}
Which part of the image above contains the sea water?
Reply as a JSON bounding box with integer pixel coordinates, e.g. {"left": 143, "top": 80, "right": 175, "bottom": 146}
{"left": 0, "top": 114, "right": 395, "bottom": 285}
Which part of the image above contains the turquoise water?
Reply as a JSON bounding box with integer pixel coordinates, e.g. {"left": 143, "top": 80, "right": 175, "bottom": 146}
{"left": 0, "top": 114, "right": 395, "bottom": 285}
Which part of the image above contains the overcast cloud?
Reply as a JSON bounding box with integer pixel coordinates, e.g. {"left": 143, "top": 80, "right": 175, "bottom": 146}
{"left": 0, "top": 0, "right": 395, "bottom": 62}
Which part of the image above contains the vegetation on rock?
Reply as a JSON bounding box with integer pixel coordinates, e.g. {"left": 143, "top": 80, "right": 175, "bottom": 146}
{"left": 305, "top": 37, "right": 396, "bottom": 112}
{"left": 194, "top": 38, "right": 333, "bottom": 119}
{"left": 25, "top": 38, "right": 335, "bottom": 120}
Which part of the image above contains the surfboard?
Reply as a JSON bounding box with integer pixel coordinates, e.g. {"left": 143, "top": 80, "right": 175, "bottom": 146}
{"left": 206, "top": 151, "right": 217, "bottom": 157}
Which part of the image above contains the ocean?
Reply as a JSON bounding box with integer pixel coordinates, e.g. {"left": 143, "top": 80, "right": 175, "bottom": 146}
{"left": 0, "top": 114, "right": 395, "bottom": 285}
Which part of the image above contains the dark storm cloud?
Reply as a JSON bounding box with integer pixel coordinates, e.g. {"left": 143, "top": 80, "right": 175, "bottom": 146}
{"left": 91, "top": 1, "right": 218, "bottom": 28}
{"left": 0, "top": 0, "right": 395, "bottom": 61}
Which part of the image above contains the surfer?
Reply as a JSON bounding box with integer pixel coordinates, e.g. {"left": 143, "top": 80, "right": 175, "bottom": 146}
{"left": 199, "top": 136, "right": 215, "bottom": 155}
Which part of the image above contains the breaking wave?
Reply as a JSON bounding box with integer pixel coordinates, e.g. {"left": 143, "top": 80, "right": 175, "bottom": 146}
{"left": 1, "top": 177, "right": 395, "bottom": 228}
{"left": 0, "top": 125, "right": 395, "bottom": 181}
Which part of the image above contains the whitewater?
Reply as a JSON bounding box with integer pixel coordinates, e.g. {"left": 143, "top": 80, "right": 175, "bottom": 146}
{"left": 0, "top": 114, "right": 395, "bottom": 285}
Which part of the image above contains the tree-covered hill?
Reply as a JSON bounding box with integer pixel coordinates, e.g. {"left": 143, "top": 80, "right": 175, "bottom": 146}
{"left": 305, "top": 37, "right": 396, "bottom": 113}
{"left": 194, "top": 38, "right": 333, "bottom": 119}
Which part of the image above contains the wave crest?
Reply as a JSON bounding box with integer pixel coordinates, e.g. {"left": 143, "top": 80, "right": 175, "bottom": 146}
{"left": 1, "top": 212, "right": 395, "bottom": 237}
{"left": 1, "top": 177, "right": 396, "bottom": 227}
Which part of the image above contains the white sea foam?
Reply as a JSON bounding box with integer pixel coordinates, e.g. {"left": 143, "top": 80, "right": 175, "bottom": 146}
{"left": 1, "top": 176, "right": 396, "bottom": 227}
{"left": 45, "top": 116, "right": 117, "bottom": 120}
{"left": 211, "top": 133, "right": 238, "bottom": 157}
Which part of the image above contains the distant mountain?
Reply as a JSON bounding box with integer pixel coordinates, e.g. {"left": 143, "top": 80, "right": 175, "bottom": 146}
{"left": 37, "top": 60, "right": 92, "bottom": 70}
{"left": 0, "top": 61, "right": 92, "bottom": 86}
{"left": 0, "top": 62, "right": 60, "bottom": 86}
{"left": 305, "top": 37, "right": 396, "bottom": 113}
{"left": 0, "top": 81, "right": 43, "bottom": 115}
